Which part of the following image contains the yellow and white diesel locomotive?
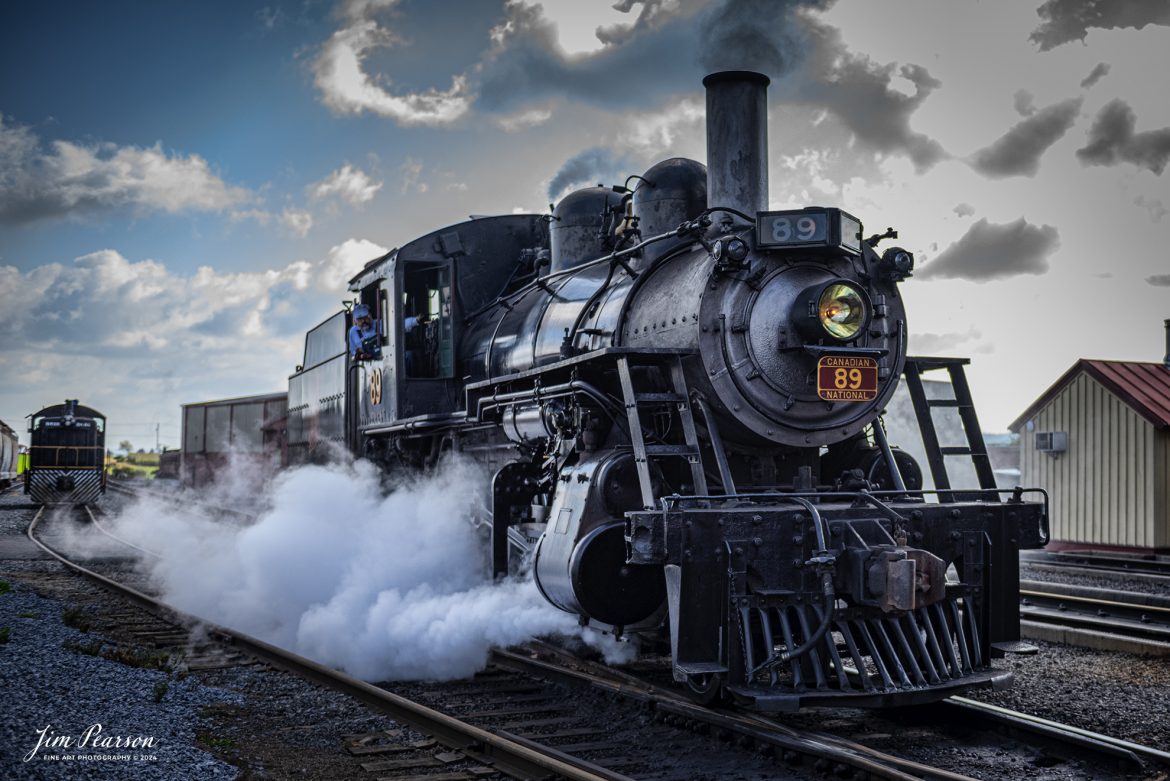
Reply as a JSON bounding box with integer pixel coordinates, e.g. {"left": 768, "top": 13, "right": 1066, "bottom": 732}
{"left": 26, "top": 399, "right": 107, "bottom": 505}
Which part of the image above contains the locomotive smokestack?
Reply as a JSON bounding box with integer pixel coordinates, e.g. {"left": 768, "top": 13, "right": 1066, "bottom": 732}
{"left": 703, "top": 70, "right": 770, "bottom": 217}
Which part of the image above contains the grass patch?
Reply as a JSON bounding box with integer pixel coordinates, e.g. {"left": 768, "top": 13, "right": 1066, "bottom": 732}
{"left": 152, "top": 680, "right": 169, "bottom": 703}
{"left": 63, "top": 638, "right": 104, "bottom": 656}
{"left": 0, "top": 627, "right": 9, "bottom": 644}
{"left": 109, "top": 462, "right": 156, "bottom": 480}
{"left": 0, "top": 580, "right": 10, "bottom": 595}
{"left": 63, "top": 638, "right": 174, "bottom": 671}
{"left": 61, "top": 606, "right": 91, "bottom": 632}
{"left": 102, "top": 644, "right": 174, "bottom": 671}
{"left": 198, "top": 703, "right": 245, "bottom": 719}
{"left": 196, "top": 733, "right": 237, "bottom": 750}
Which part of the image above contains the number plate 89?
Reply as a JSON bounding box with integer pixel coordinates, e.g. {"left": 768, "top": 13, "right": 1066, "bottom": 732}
{"left": 816, "top": 356, "right": 879, "bottom": 401}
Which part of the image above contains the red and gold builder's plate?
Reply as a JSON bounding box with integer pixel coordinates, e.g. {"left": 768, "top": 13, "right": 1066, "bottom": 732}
{"left": 816, "top": 356, "right": 879, "bottom": 401}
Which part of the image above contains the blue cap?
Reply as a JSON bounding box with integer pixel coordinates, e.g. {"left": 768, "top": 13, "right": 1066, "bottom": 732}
{"left": 353, "top": 304, "right": 370, "bottom": 319}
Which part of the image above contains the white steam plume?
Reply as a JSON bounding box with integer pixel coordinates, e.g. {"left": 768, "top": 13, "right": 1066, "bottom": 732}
{"left": 93, "top": 457, "right": 627, "bottom": 680}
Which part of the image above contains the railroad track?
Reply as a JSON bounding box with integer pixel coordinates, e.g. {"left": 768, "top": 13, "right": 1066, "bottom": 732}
{"left": 19, "top": 502, "right": 972, "bottom": 780}
{"left": 1019, "top": 579, "right": 1170, "bottom": 656}
{"left": 1021, "top": 549, "right": 1170, "bottom": 580}
{"left": 26, "top": 503, "right": 1170, "bottom": 779}
{"left": 28, "top": 505, "right": 643, "bottom": 781}
{"left": 494, "top": 640, "right": 1170, "bottom": 778}
{"left": 105, "top": 479, "right": 255, "bottom": 521}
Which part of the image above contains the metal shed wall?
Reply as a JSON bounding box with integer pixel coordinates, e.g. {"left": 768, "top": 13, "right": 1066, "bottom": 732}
{"left": 1019, "top": 373, "right": 1169, "bottom": 548}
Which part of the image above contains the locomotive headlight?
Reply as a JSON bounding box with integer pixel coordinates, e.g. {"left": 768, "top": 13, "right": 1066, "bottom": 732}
{"left": 792, "top": 279, "right": 872, "bottom": 342}
{"left": 818, "top": 284, "right": 866, "bottom": 339}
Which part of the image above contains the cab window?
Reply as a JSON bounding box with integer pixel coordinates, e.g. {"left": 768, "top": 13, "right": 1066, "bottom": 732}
{"left": 402, "top": 262, "right": 453, "bottom": 379}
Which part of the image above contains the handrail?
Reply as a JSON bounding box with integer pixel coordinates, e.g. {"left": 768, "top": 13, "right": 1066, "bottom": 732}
{"left": 28, "top": 445, "right": 105, "bottom": 468}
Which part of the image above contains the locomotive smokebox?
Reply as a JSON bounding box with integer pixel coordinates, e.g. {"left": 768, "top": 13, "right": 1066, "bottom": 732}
{"left": 703, "top": 70, "right": 770, "bottom": 216}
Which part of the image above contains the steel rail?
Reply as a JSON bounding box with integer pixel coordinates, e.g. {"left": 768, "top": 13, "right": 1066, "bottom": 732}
{"left": 85, "top": 503, "right": 161, "bottom": 559}
{"left": 491, "top": 644, "right": 975, "bottom": 781}
{"left": 944, "top": 697, "right": 1170, "bottom": 769}
{"left": 498, "top": 640, "right": 1170, "bottom": 777}
{"left": 1021, "top": 550, "right": 1170, "bottom": 579}
{"left": 1021, "top": 588, "right": 1170, "bottom": 635}
{"left": 106, "top": 481, "right": 257, "bottom": 523}
{"left": 1018, "top": 584, "right": 1170, "bottom": 655}
{"left": 27, "top": 508, "right": 631, "bottom": 781}
{"left": 1020, "top": 579, "right": 1170, "bottom": 609}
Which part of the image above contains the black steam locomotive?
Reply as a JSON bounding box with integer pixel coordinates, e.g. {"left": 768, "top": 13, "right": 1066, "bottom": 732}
{"left": 289, "top": 71, "right": 1047, "bottom": 710}
{"left": 26, "top": 399, "right": 108, "bottom": 505}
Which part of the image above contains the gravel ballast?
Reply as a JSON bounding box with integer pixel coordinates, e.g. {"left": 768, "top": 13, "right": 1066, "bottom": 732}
{"left": 0, "top": 579, "right": 239, "bottom": 779}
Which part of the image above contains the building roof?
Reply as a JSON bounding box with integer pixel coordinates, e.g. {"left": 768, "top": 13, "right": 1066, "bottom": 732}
{"left": 1010, "top": 360, "right": 1170, "bottom": 432}
{"left": 181, "top": 391, "right": 287, "bottom": 409}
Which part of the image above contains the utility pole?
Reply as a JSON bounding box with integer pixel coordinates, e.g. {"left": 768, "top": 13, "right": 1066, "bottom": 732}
{"left": 155, "top": 423, "right": 160, "bottom": 453}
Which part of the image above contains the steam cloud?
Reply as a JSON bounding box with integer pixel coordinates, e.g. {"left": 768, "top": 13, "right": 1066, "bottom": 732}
{"left": 547, "top": 147, "right": 631, "bottom": 201}
{"left": 86, "top": 458, "right": 626, "bottom": 681}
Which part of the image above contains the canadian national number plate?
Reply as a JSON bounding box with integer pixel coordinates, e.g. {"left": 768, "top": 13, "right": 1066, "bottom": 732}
{"left": 817, "top": 356, "right": 879, "bottom": 401}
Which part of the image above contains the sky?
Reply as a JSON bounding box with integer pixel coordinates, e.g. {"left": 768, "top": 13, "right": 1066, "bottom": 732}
{"left": 1, "top": 0, "right": 1168, "bottom": 449}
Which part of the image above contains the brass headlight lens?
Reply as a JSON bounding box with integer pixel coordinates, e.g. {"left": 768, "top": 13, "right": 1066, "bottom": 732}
{"left": 818, "top": 284, "right": 866, "bottom": 339}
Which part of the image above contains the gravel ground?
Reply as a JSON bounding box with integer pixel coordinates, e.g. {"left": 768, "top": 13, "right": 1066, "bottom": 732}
{"left": 0, "top": 576, "right": 239, "bottom": 779}
{"left": 1021, "top": 561, "right": 1170, "bottom": 597}
{"left": 967, "top": 639, "right": 1170, "bottom": 750}
{"left": 6, "top": 485, "right": 1168, "bottom": 780}
{"left": 0, "top": 489, "right": 412, "bottom": 780}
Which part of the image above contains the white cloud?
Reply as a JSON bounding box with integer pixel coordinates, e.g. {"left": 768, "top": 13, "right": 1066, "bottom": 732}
{"left": 318, "top": 238, "right": 390, "bottom": 290}
{"left": 309, "top": 163, "right": 384, "bottom": 205}
{"left": 400, "top": 157, "right": 428, "bottom": 193}
{"left": 312, "top": 14, "right": 472, "bottom": 125}
{"left": 279, "top": 207, "right": 314, "bottom": 237}
{"left": 0, "top": 239, "right": 390, "bottom": 446}
{"left": 619, "top": 97, "right": 704, "bottom": 154}
{"left": 0, "top": 115, "right": 249, "bottom": 225}
{"left": 229, "top": 207, "right": 274, "bottom": 226}
{"left": 493, "top": 107, "right": 555, "bottom": 132}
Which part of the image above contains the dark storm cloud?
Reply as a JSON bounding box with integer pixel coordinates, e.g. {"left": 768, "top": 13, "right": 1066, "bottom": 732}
{"left": 314, "top": 0, "right": 946, "bottom": 170}
{"left": 597, "top": 0, "right": 677, "bottom": 46}
{"left": 547, "top": 148, "right": 631, "bottom": 200}
{"left": 969, "top": 98, "right": 1081, "bottom": 178}
{"left": 697, "top": 0, "right": 947, "bottom": 170}
{"left": 1030, "top": 0, "right": 1170, "bottom": 50}
{"left": 1076, "top": 99, "right": 1170, "bottom": 174}
{"left": 1146, "top": 274, "right": 1170, "bottom": 286}
{"left": 788, "top": 39, "right": 946, "bottom": 171}
{"left": 1079, "top": 62, "right": 1110, "bottom": 88}
{"left": 917, "top": 218, "right": 1060, "bottom": 282}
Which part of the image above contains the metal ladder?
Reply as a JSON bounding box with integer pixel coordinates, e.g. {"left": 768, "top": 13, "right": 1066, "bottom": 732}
{"left": 616, "top": 355, "right": 708, "bottom": 509}
{"left": 902, "top": 357, "right": 998, "bottom": 502}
